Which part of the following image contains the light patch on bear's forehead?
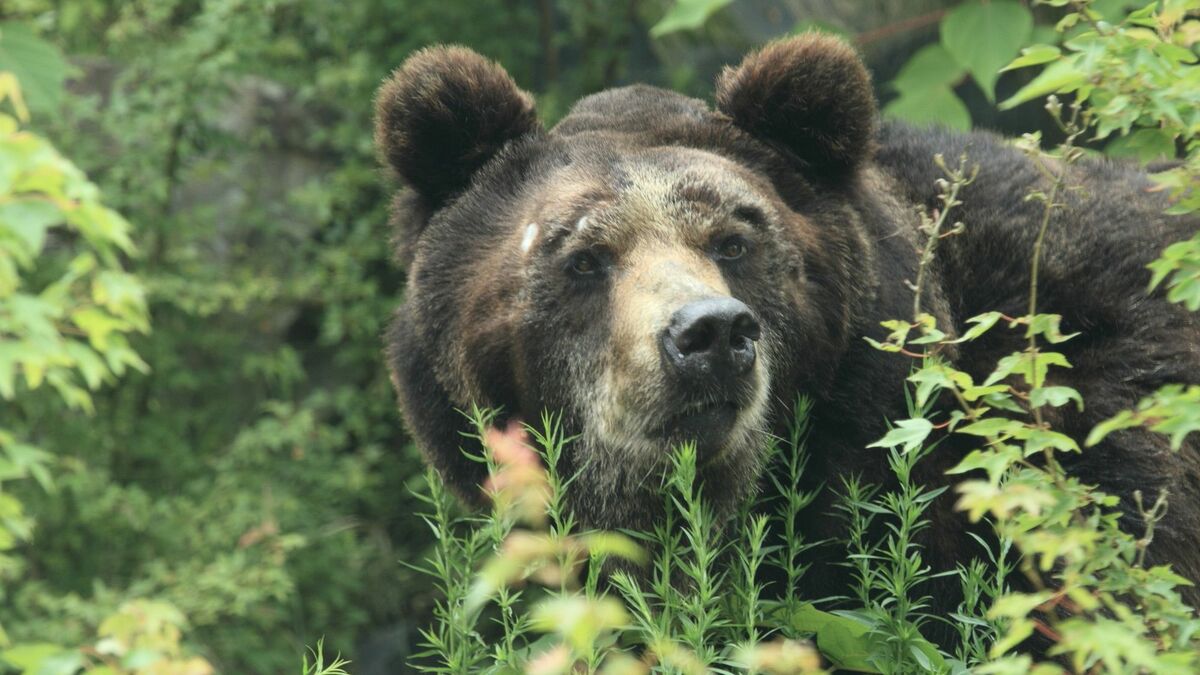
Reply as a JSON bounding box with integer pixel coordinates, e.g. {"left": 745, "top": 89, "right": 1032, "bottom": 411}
{"left": 527, "top": 147, "right": 781, "bottom": 254}
{"left": 605, "top": 165, "right": 694, "bottom": 245}
{"left": 613, "top": 152, "right": 774, "bottom": 240}
{"left": 520, "top": 222, "right": 539, "bottom": 253}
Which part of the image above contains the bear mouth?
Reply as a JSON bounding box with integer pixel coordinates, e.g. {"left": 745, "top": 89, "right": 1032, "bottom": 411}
{"left": 658, "top": 399, "right": 740, "bottom": 461}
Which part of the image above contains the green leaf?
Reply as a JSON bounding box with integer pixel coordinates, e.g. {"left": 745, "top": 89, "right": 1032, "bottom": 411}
{"left": 1001, "top": 45, "right": 1061, "bottom": 72}
{"left": 1028, "top": 25, "right": 1060, "bottom": 48}
{"left": 883, "top": 86, "right": 972, "bottom": 131}
{"left": 1088, "top": 385, "right": 1200, "bottom": 450}
{"left": 650, "top": 0, "right": 733, "bottom": 37}
{"left": 989, "top": 591, "right": 1055, "bottom": 619}
{"left": 0, "top": 23, "right": 73, "bottom": 114}
{"left": 947, "top": 445, "right": 1022, "bottom": 483}
{"left": 1, "top": 643, "right": 77, "bottom": 674}
{"left": 958, "top": 418, "right": 1023, "bottom": 438}
{"left": 101, "top": 338, "right": 150, "bottom": 376}
{"left": 578, "top": 532, "right": 647, "bottom": 565}
{"left": 1023, "top": 313, "right": 1077, "bottom": 343}
{"left": 530, "top": 596, "right": 630, "bottom": 653}
{"left": 121, "top": 649, "right": 165, "bottom": 669}
{"left": 891, "top": 44, "right": 966, "bottom": 93}
{"left": 867, "top": 417, "right": 934, "bottom": 453}
{"left": 1086, "top": 410, "right": 1139, "bottom": 447}
{"left": 35, "top": 650, "right": 85, "bottom": 675}
{"left": 1089, "top": 0, "right": 1135, "bottom": 20}
{"left": 955, "top": 311, "right": 1004, "bottom": 343}
{"left": 1030, "top": 385, "right": 1084, "bottom": 410}
{"left": 93, "top": 271, "right": 149, "bottom": 331}
{"left": 0, "top": 251, "right": 17, "bottom": 295}
{"left": 1105, "top": 128, "right": 1178, "bottom": 162}
{"left": 909, "top": 644, "right": 932, "bottom": 671}
{"left": 985, "top": 350, "right": 1072, "bottom": 387}
{"left": 941, "top": 0, "right": 1033, "bottom": 102}
{"left": 0, "top": 343, "right": 16, "bottom": 399}
{"left": 1020, "top": 427, "right": 1080, "bottom": 455}
{"left": 982, "top": 390, "right": 1026, "bottom": 414}
{"left": 1147, "top": 234, "right": 1200, "bottom": 302}
{"left": 988, "top": 616, "right": 1040, "bottom": 656}
{"left": 0, "top": 199, "right": 59, "bottom": 262}
{"left": 786, "top": 604, "right": 881, "bottom": 672}
{"left": 960, "top": 384, "right": 1010, "bottom": 402}
{"left": 999, "top": 56, "right": 1086, "bottom": 110}
{"left": 71, "top": 306, "right": 128, "bottom": 351}
{"left": 5, "top": 441, "right": 53, "bottom": 492}
{"left": 909, "top": 362, "right": 972, "bottom": 408}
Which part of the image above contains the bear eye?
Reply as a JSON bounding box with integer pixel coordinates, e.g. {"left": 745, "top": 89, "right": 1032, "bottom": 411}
{"left": 715, "top": 234, "right": 749, "bottom": 261}
{"left": 567, "top": 249, "right": 604, "bottom": 277}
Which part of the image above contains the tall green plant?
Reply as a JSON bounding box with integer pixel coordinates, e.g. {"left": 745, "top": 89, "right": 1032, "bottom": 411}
{"left": 410, "top": 402, "right": 976, "bottom": 674}
{"left": 999, "top": 0, "right": 1200, "bottom": 453}
{"left": 866, "top": 6, "right": 1200, "bottom": 668}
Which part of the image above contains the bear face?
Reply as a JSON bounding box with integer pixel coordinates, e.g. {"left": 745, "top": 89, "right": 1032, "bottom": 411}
{"left": 376, "top": 36, "right": 905, "bottom": 530}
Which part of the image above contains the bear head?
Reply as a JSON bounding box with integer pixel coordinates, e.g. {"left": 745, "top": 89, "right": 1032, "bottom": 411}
{"left": 376, "top": 35, "right": 889, "bottom": 530}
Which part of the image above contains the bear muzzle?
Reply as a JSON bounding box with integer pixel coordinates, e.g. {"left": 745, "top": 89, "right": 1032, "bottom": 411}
{"left": 654, "top": 296, "right": 763, "bottom": 460}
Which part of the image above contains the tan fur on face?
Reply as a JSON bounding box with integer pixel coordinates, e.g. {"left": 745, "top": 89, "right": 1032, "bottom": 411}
{"left": 562, "top": 153, "right": 776, "bottom": 469}
{"left": 609, "top": 244, "right": 728, "bottom": 399}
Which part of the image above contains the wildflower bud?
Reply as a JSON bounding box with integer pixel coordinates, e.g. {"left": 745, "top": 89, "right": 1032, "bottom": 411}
{"left": 483, "top": 422, "right": 551, "bottom": 526}
{"left": 935, "top": 178, "right": 950, "bottom": 193}
{"left": 1045, "top": 95, "right": 1062, "bottom": 118}
{"left": 737, "top": 639, "right": 822, "bottom": 674}
{"left": 525, "top": 645, "right": 571, "bottom": 675}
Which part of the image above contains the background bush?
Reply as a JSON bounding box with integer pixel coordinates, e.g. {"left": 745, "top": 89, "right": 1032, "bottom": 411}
{"left": 0, "top": 0, "right": 1195, "bottom": 673}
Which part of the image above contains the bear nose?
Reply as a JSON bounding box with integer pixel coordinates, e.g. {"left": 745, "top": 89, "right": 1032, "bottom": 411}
{"left": 662, "top": 297, "right": 761, "bottom": 379}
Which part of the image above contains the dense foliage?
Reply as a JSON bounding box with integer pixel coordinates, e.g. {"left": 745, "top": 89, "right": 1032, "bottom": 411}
{"left": 0, "top": 0, "right": 1195, "bottom": 673}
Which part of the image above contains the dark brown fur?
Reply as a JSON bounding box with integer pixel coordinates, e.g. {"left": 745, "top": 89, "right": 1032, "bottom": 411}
{"left": 374, "top": 45, "right": 541, "bottom": 265}
{"left": 375, "top": 34, "right": 1200, "bottom": 642}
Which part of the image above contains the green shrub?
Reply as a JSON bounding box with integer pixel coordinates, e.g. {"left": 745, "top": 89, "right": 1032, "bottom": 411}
{"left": 0, "top": 57, "right": 218, "bottom": 674}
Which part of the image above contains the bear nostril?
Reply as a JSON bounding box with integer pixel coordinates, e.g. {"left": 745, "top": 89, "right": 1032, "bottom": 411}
{"left": 732, "top": 314, "right": 762, "bottom": 344}
{"left": 676, "top": 317, "right": 719, "bottom": 356}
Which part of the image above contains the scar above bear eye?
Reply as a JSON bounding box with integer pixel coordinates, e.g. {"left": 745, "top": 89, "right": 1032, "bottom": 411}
{"left": 714, "top": 234, "right": 750, "bottom": 261}
{"left": 732, "top": 205, "right": 767, "bottom": 228}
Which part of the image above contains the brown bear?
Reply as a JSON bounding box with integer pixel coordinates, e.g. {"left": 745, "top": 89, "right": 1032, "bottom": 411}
{"left": 374, "top": 34, "right": 1200, "bottom": 623}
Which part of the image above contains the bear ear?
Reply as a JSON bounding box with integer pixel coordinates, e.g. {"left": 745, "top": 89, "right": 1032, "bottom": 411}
{"left": 374, "top": 46, "right": 541, "bottom": 206}
{"left": 715, "top": 34, "right": 876, "bottom": 177}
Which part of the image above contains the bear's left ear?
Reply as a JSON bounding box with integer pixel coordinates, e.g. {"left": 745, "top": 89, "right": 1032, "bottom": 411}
{"left": 375, "top": 46, "right": 542, "bottom": 207}
{"left": 716, "top": 34, "right": 876, "bottom": 178}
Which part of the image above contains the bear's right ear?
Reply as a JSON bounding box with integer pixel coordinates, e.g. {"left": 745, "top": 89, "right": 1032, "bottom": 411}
{"left": 715, "top": 34, "right": 876, "bottom": 178}
{"left": 374, "top": 46, "right": 541, "bottom": 207}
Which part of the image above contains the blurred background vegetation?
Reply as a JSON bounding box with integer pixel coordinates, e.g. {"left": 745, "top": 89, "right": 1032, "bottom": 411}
{"left": 0, "top": 0, "right": 1182, "bottom": 673}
